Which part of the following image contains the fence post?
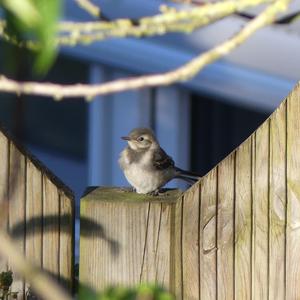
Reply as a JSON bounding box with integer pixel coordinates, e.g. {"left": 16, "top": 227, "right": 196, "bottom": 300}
{"left": 79, "top": 187, "right": 182, "bottom": 293}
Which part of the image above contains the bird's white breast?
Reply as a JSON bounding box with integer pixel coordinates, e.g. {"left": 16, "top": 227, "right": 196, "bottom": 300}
{"left": 124, "top": 150, "right": 157, "bottom": 193}
{"left": 119, "top": 148, "right": 175, "bottom": 194}
{"left": 124, "top": 164, "right": 163, "bottom": 194}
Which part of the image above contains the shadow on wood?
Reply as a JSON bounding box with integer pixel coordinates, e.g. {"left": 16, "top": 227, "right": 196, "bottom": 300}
{"left": 0, "top": 124, "right": 75, "bottom": 299}
{"left": 80, "top": 187, "right": 182, "bottom": 291}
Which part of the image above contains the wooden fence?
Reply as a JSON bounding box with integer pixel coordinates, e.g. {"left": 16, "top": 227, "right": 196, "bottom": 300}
{"left": 0, "top": 127, "right": 74, "bottom": 299}
{"left": 80, "top": 82, "right": 300, "bottom": 300}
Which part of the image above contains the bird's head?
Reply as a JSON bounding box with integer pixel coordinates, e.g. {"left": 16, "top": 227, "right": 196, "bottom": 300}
{"left": 121, "top": 128, "right": 158, "bottom": 151}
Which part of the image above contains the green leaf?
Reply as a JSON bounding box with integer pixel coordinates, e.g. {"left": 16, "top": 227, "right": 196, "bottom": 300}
{"left": 78, "top": 284, "right": 99, "bottom": 300}
{"left": 1, "top": 0, "right": 40, "bottom": 28}
{"left": 32, "top": 0, "right": 61, "bottom": 74}
{"left": 1, "top": 0, "right": 62, "bottom": 75}
{"left": 78, "top": 283, "right": 174, "bottom": 300}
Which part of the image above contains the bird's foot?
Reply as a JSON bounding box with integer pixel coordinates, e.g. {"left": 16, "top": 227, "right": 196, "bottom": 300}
{"left": 120, "top": 187, "right": 136, "bottom": 193}
{"left": 147, "top": 189, "right": 161, "bottom": 196}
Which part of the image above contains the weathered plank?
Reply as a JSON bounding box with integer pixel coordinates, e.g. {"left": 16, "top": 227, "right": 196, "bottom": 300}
{"left": 80, "top": 198, "right": 147, "bottom": 288}
{"left": 235, "top": 139, "right": 252, "bottom": 300}
{"left": 252, "top": 121, "right": 270, "bottom": 300}
{"left": 139, "top": 202, "right": 173, "bottom": 285}
{"left": 25, "top": 160, "right": 43, "bottom": 293}
{"left": 25, "top": 160, "right": 43, "bottom": 267}
{"left": 42, "top": 176, "right": 60, "bottom": 279}
{"left": 0, "top": 127, "right": 74, "bottom": 299}
{"left": 200, "top": 169, "right": 217, "bottom": 300}
{"left": 59, "top": 192, "right": 74, "bottom": 290}
{"left": 182, "top": 183, "right": 200, "bottom": 300}
{"left": 269, "top": 101, "right": 286, "bottom": 300}
{"left": 0, "top": 132, "right": 9, "bottom": 271}
{"left": 9, "top": 143, "right": 26, "bottom": 300}
{"left": 80, "top": 187, "right": 181, "bottom": 291}
{"left": 286, "top": 83, "right": 300, "bottom": 299}
{"left": 170, "top": 196, "right": 183, "bottom": 299}
{"left": 217, "top": 154, "right": 234, "bottom": 300}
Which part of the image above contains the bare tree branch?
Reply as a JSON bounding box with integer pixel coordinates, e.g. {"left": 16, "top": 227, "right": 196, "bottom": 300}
{"left": 58, "top": 0, "right": 273, "bottom": 42}
{"left": 0, "top": 230, "right": 72, "bottom": 300}
{"left": 74, "top": 0, "right": 101, "bottom": 18}
{"left": 0, "top": 0, "right": 273, "bottom": 48}
{"left": 0, "top": 0, "right": 291, "bottom": 101}
{"left": 238, "top": 10, "right": 300, "bottom": 24}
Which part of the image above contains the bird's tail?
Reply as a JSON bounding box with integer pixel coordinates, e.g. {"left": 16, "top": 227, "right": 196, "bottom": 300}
{"left": 175, "top": 167, "right": 201, "bottom": 185}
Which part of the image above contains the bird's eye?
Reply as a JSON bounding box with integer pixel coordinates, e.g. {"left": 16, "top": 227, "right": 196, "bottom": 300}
{"left": 137, "top": 136, "right": 144, "bottom": 142}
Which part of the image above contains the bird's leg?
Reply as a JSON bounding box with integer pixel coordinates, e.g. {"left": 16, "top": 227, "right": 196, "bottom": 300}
{"left": 120, "top": 187, "right": 136, "bottom": 193}
{"left": 147, "top": 189, "right": 161, "bottom": 196}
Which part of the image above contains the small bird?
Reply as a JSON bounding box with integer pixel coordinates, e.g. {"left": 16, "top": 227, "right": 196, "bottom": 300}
{"left": 119, "top": 128, "right": 200, "bottom": 195}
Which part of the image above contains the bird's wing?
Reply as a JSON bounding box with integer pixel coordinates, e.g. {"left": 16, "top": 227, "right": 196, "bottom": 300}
{"left": 152, "top": 147, "right": 175, "bottom": 170}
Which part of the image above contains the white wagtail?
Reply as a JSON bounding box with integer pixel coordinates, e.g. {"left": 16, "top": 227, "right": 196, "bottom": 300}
{"left": 119, "top": 128, "right": 200, "bottom": 195}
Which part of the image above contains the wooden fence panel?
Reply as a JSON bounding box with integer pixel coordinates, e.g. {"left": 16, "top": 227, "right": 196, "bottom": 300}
{"left": 9, "top": 143, "right": 26, "bottom": 300}
{"left": 235, "top": 139, "right": 252, "bottom": 300}
{"left": 181, "top": 184, "right": 200, "bottom": 300}
{"left": 217, "top": 154, "right": 234, "bottom": 300}
{"left": 252, "top": 121, "right": 270, "bottom": 300}
{"left": 171, "top": 196, "right": 183, "bottom": 300}
{"left": 269, "top": 101, "right": 286, "bottom": 300}
{"left": 0, "top": 132, "right": 9, "bottom": 272}
{"left": 0, "top": 127, "right": 74, "bottom": 298}
{"left": 59, "top": 193, "right": 74, "bottom": 289}
{"left": 79, "top": 82, "right": 300, "bottom": 300}
{"left": 286, "top": 84, "right": 300, "bottom": 300}
{"left": 200, "top": 169, "right": 217, "bottom": 300}
{"left": 42, "top": 176, "right": 60, "bottom": 278}
{"left": 139, "top": 201, "right": 173, "bottom": 285}
{"left": 25, "top": 160, "right": 43, "bottom": 268}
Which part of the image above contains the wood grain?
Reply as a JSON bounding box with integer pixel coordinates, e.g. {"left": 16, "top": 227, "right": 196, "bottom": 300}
{"left": 217, "top": 154, "right": 234, "bottom": 300}
{"left": 286, "top": 83, "right": 300, "bottom": 299}
{"left": 200, "top": 169, "right": 217, "bottom": 300}
{"left": 0, "top": 132, "right": 9, "bottom": 271}
{"left": 42, "top": 176, "right": 60, "bottom": 279}
{"left": 269, "top": 101, "right": 286, "bottom": 300}
{"left": 25, "top": 160, "right": 43, "bottom": 267}
{"left": 80, "top": 188, "right": 180, "bottom": 291}
{"left": 252, "top": 121, "right": 270, "bottom": 300}
{"left": 25, "top": 160, "right": 43, "bottom": 293}
{"left": 0, "top": 129, "right": 74, "bottom": 299}
{"left": 170, "top": 196, "right": 183, "bottom": 299}
{"left": 59, "top": 192, "right": 74, "bottom": 290}
{"left": 235, "top": 139, "right": 252, "bottom": 300}
{"left": 140, "top": 202, "right": 172, "bottom": 285}
{"left": 9, "top": 143, "right": 26, "bottom": 300}
{"left": 182, "top": 184, "right": 200, "bottom": 300}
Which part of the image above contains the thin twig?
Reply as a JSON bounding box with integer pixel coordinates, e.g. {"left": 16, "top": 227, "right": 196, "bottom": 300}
{"left": 0, "top": 230, "right": 72, "bottom": 300}
{"left": 238, "top": 10, "right": 300, "bottom": 24}
{"left": 58, "top": 0, "right": 273, "bottom": 39}
{"left": 74, "top": 0, "right": 100, "bottom": 18}
{"left": 0, "top": 0, "right": 273, "bottom": 47}
{"left": 0, "top": 0, "right": 291, "bottom": 101}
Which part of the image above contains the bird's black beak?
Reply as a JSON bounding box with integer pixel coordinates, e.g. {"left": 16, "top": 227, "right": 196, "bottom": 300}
{"left": 121, "top": 136, "right": 131, "bottom": 141}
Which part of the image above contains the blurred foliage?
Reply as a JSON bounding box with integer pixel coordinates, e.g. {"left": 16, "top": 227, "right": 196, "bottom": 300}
{"left": 79, "top": 283, "right": 175, "bottom": 300}
{"left": 0, "top": 270, "right": 18, "bottom": 300}
{"left": 0, "top": 270, "right": 13, "bottom": 290}
{"left": 0, "top": 0, "right": 62, "bottom": 74}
